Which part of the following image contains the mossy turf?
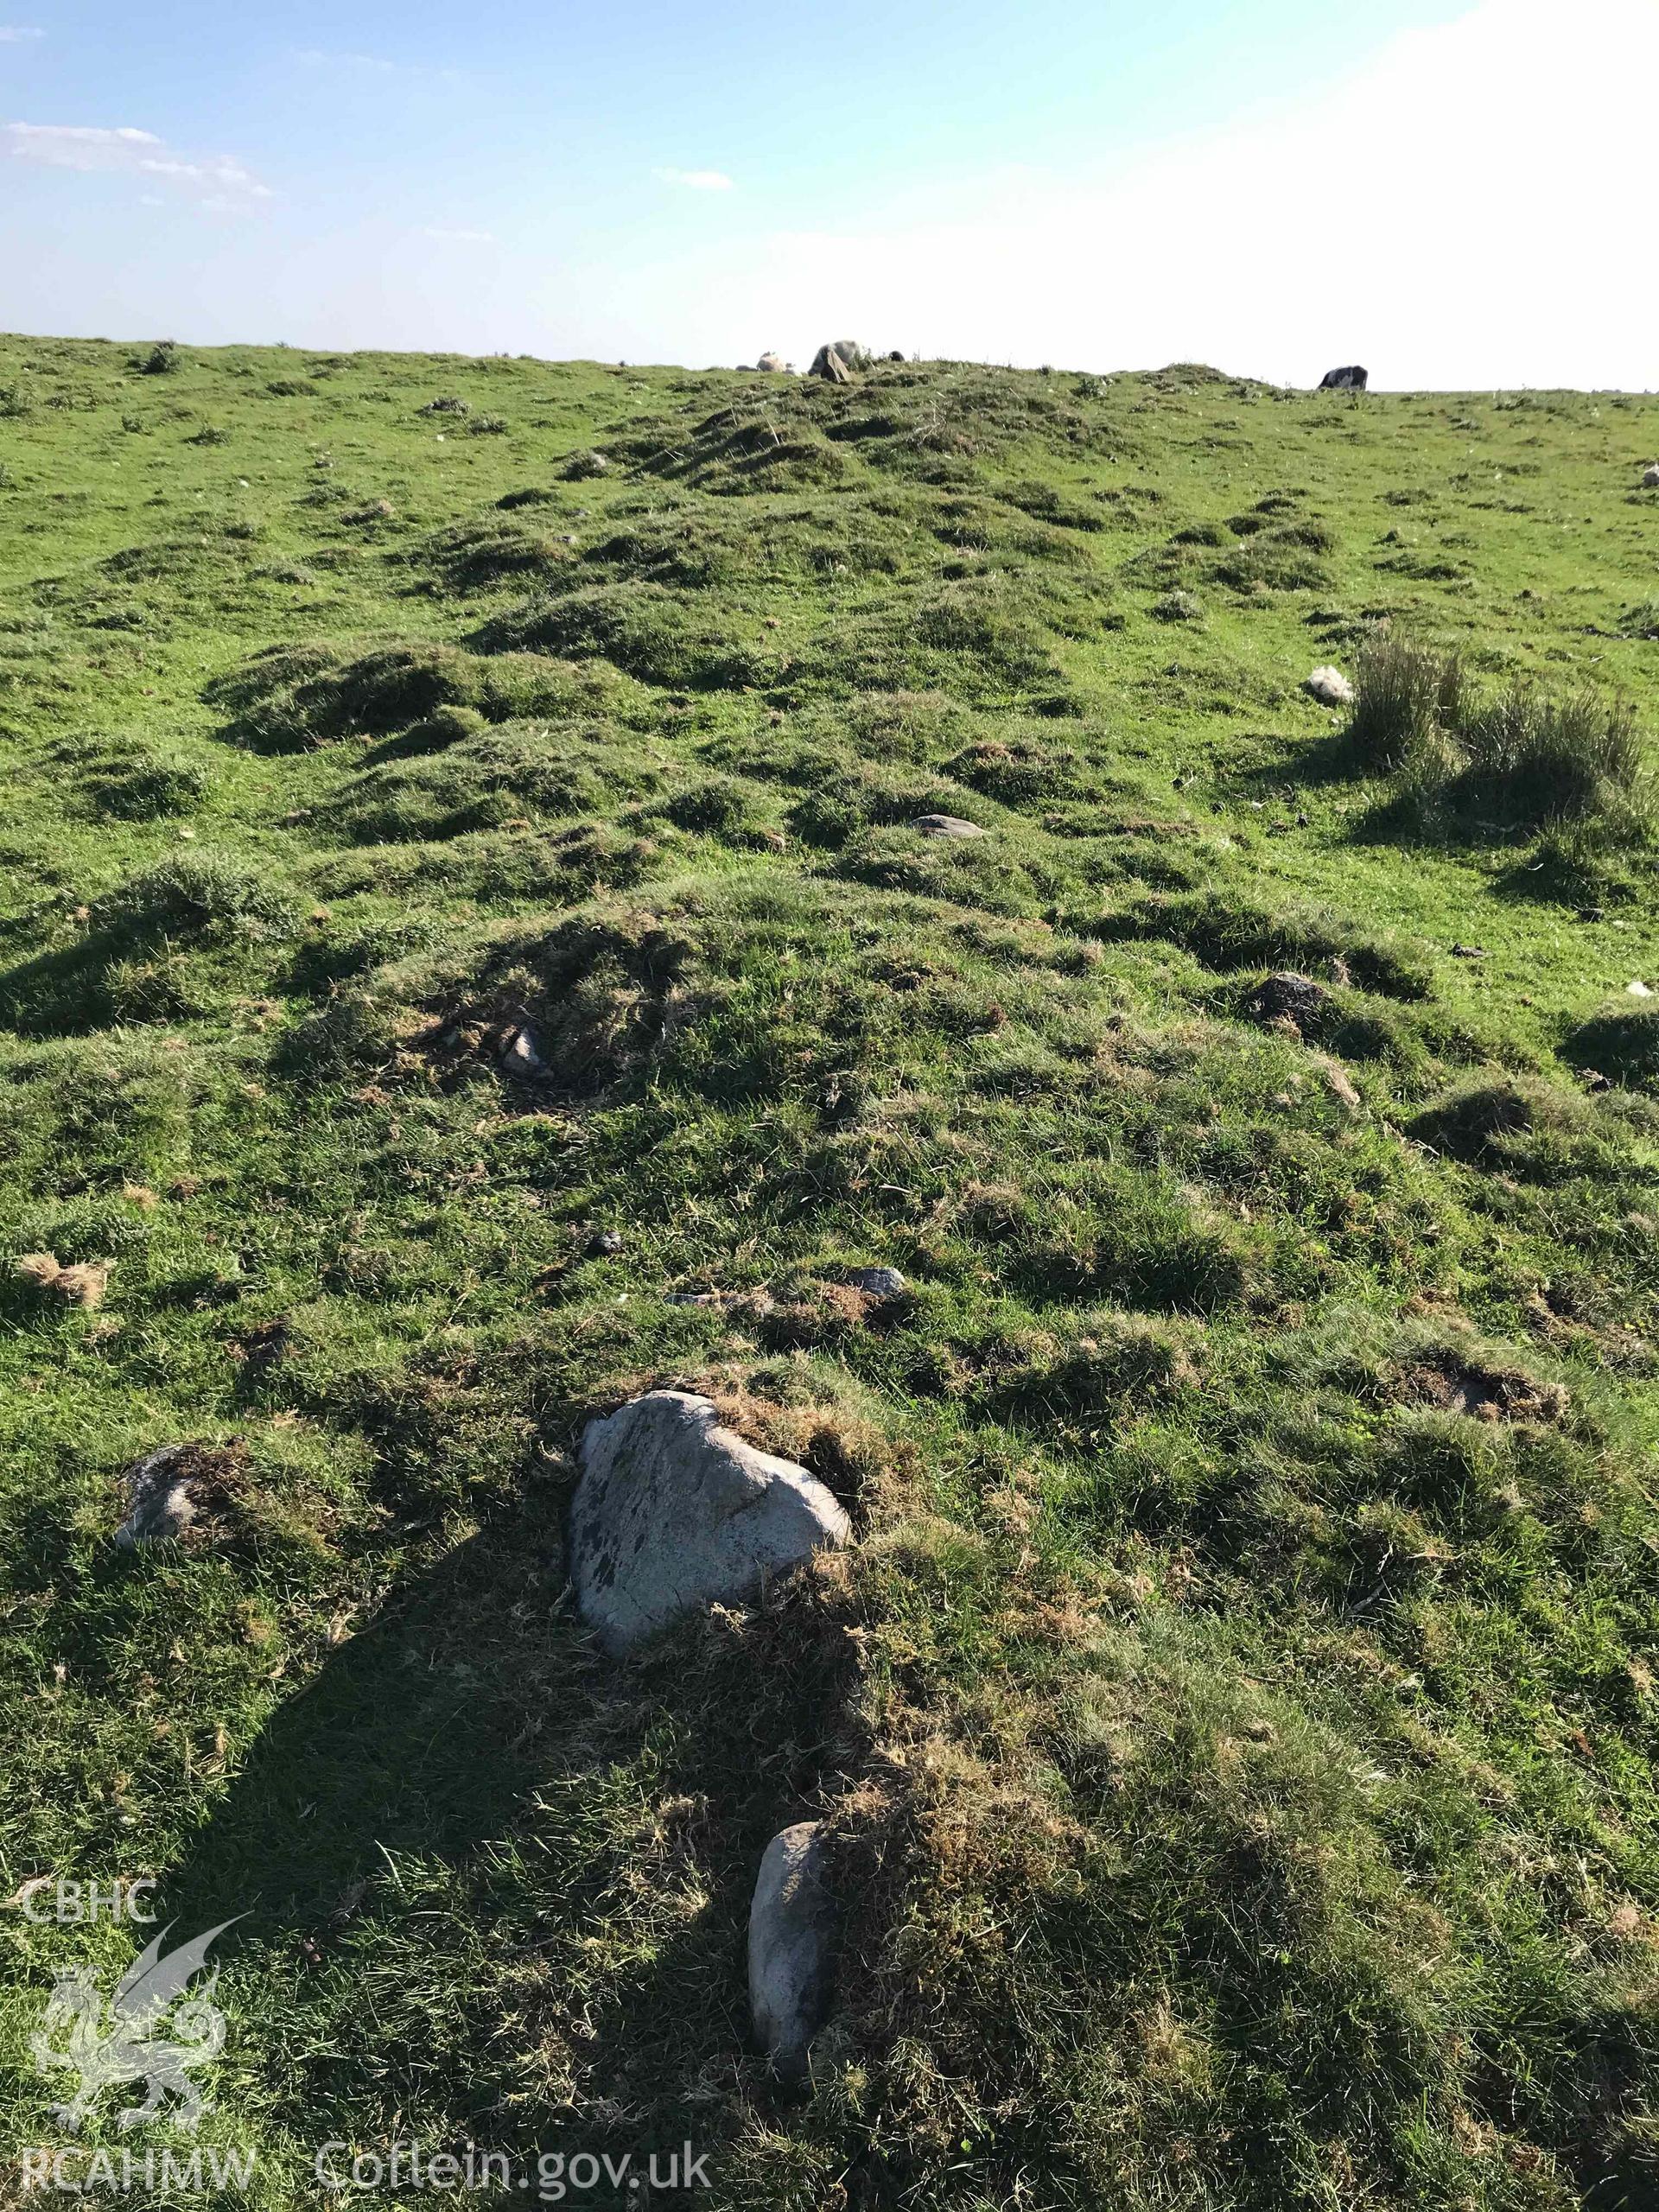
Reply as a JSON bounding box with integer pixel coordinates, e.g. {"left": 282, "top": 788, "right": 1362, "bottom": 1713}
{"left": 2, "top": 337, "right": 1658, "bottom": 2209}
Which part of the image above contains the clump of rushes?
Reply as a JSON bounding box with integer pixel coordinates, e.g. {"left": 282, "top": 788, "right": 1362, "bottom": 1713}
{"left": 1347, "top": 633, "right": 1465, "bottom": 772}
{"left": 1457, "top": 682, "right": 1644, "bottom": 828}
{"left": 1349, "top": 632, "right": 1650, "bottom": 842}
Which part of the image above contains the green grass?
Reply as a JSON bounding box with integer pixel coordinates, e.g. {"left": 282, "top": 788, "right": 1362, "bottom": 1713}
{"left": 1, "top": 336, "right": 1658, "bottom": 2209}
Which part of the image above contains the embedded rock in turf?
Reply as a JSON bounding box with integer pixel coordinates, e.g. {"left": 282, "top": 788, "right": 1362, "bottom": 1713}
{"left": 748, "top": 1821, "right": 835, "bottom": 2077}
{"left": 1246, "top": 970, "right": 1331, "bottom": 1033}
{"left": 114, "top": 1445, "right": 198, "bottom": 1548}
{"left": 502, "top": 1025, "right": 543, "bottom": 1071}
{"left": 570, "top": 1391, "right": 851, "bottom": 1653}
{"left": 809, "top": 339, "right": 870, "bottom": 378}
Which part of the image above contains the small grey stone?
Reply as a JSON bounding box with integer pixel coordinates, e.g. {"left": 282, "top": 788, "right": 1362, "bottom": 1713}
{"left": 570, "top": 1390, "right": 850, "bottom": 1653}
{"left": 911, "top": 814, "right": 987, "bottom": 839}
{"left": 749, "top": 1821, "right": 835, "bottom": 2075}
{"left": 115, "top": 1446, "right": 197, "bottom": 1548}
{"left": 1643, "top": 463, "right": 1659, "bottom": 489}
{"left": 846, "top": 1266, "right": 907, "bottom": 1300}
{"left": 585, "top": 1229, "right": 624, "bottom": 1257}
{"left": 1152, "top": 589, "right": 1203, "bottom": 623}
{"left": 503, "top": 1025, "right": 543, "bottom": 1072}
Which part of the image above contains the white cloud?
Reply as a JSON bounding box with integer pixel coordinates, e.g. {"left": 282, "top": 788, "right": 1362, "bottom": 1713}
{"left": 6, "top": 123, "right": 163, "bottom": 162}
{"left": 654, "top": 167, "right": 734, "bottom": 193}
{"left": 613, "top": 0, "right": 1659, "bottom": 388}
{"left": 292, "top": 46, "right": 461, "bottom": 83}
{"left": 3, "top": 121, "right": 270, "bottom": 204}
{"left": 423, "top": 226, "right": 496, "bottom": 245}
{"left": 0, "top": 25, "right": 45, "bottom": 40}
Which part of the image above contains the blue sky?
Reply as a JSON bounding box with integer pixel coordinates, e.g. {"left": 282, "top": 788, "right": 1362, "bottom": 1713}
{"left": 3, "top": 0, "right": 1656, "bottom": 385}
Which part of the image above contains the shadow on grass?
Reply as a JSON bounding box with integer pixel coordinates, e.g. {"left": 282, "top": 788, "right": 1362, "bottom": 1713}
{"left": 162, "top": 1503, "right": 573, "bottom": 1933}
{"left": 1231, "top": 733, "right": 1651, "bottom": 917}
{"left": 156, "top": 1494, "right": 860, "bottom": 2156}
{"left": 0, "top": 938, "right": 116, "bottom": 1036}
{"left": 1227, "top": 724, "right": 1366, "bottom": 802}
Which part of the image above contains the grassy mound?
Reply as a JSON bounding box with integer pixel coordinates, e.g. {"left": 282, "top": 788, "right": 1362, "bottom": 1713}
{"left": 1, "top": 334, "right": 1657, "bottom": 2212}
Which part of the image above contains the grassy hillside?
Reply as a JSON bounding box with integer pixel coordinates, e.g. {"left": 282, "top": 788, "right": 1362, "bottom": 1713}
{"left": 2, "top": 334, "right": 1657, "bottom": 2209}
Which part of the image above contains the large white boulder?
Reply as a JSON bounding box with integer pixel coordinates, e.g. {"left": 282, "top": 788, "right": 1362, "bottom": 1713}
{"left": 569, "top": 1391, "right": 850, "bottom": 1653}
{"left": 809, "top": 339, "right": 870, "bottom": 380}
{"left": 748, "top": 1821, "right": 835, "bottom": 2075}
{"left": 1305, "top": 664, "right": 1354, "bottom": 707}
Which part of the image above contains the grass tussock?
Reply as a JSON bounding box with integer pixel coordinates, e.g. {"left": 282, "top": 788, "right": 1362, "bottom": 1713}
{"left": 92, "top": 851, "right": 297, "bottom": 943}
{"left": 1567, "top": 1006, "right": 1659, "bottom": 1088}
{"left": 1347, "top": 632, "right": 1654, "bottom": 849}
